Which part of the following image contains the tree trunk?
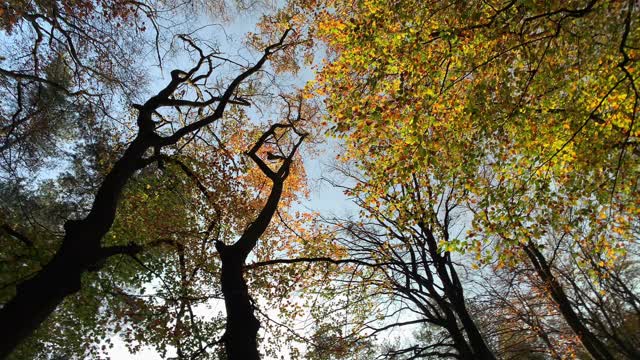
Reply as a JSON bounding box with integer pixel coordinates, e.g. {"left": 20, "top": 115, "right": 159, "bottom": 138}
{"left": 523, "top": 242, "right": 614, "bottom": 360}
{"left": 424, "top": 230, "right": 497, "bottom": 360}
{"left": 442, "top": 311, "right": 477, "bottom": 360}
{"left": 214, "top": 181, "right": 283, "bottom": 360}
{"left": 453, "top": 299, "right": 497, "bottom": 360}
{"left": 0, "top": 249, "right": 84, "bottom": 358}
{"left": 0, "top": 35, "right": 290, "bottom": 355}
{"left": 212, "top": 126, "right": 301, "bottom": 359}
{"left": 0, "top": 136, "right": 149, "bottom": 358}
{"left": 217, "top": 242, "right": 261, "bottom": 360}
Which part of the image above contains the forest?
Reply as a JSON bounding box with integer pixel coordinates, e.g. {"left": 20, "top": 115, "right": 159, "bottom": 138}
{"left": 0, "top": 0, "right": 638, "bottom": 359}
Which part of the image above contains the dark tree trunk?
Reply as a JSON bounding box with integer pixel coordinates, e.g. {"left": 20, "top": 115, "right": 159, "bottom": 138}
{"left": 0, "top": 136, "right": 149, "bottom": 359}
{"left": 523, "top": 242, "right": 614, "bottom": 360}
{"left": 447, "top": 270, "right": 496, "bottom": 360}
{"left": 217, "top": 243, "right": 261, "bottom": 360}
{"left": 452, "top": 297, "right": 497, "bottom": 360}
{"left": 441, "top": 310, "right": 477, "bottom": 360}
{"left": 423, "top": 229, "right": 497, "bottom": 360}
{"left": 214, "top": 123, "right": 304, "bottom": 360}
{"left": 215, "top": 181, "right": 284, "bottom": 360}
{"left": 0, "top": 247, "right": 85, "bottom": 359}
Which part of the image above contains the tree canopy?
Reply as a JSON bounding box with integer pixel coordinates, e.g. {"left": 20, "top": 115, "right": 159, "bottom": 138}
{"left": 1, "top": 0, "right": 639, "bottom": 359}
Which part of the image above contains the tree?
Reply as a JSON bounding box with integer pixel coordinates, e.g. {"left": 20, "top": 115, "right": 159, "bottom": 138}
{"left": 216, "top": 118, "right": 307, "bottom": 359}
{"left": 306, "top": 0, "right": 639, "bottom": 358}
{"left": 0, "top": 0, "right": 157, "bottom": 174}
{"left": 324, "top": 170, "right": 496, "bottom": 359}
{"left": 0, "top": 25, "right": 298, "bottom": 357}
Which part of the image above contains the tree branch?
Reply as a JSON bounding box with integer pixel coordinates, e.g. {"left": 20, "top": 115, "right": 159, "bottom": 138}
{"left": 244, "top": 256, "right": 381, "bottom": 270}
{"left": 159, "top": 29, "right": 292, "bottom": 146}
{"left": 1, "top": 224, "right": 34, "bottom": 247}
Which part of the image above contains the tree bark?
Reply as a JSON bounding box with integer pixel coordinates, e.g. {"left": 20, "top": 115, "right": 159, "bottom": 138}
{"left": 0, "top": 245, "right": 85, "bottom": 359}
{"left": 217, "top": 242, "right": 261, "bottom": 360}
{"left": 216, "top": 181, "right": 284, "bottom": 360}
{"left": 0, "top": 135, "right": 150, "bottom": 359}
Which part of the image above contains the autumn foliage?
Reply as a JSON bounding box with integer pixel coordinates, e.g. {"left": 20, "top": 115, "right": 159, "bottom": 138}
{"left": 1, "top": 0, "right": 640, "bottom": 359}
